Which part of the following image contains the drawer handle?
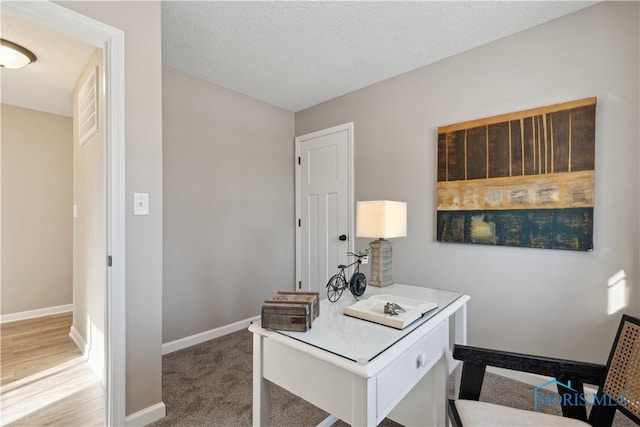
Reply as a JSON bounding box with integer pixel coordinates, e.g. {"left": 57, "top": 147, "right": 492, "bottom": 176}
{"left": 417, "top": 353, "right": 428, "bottom": 368}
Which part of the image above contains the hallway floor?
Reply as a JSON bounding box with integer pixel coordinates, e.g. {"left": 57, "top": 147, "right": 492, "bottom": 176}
{"left": 1, "top": 312, "right": 104, "bottom": 426}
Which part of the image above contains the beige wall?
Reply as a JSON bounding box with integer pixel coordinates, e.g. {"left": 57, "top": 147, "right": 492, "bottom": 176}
{"left": 59, "top": 1, "right": 163, "bottom": 415}
{"left": 1, "top": 104, "right": 73, "bottom": 315}
{"left": 72, "top": 48, "right": 106, "bottom": 379}
{"left": 162, "top": 67, "right": 295, "bottom": 342}
{"left": 296, "top": 2, "right": 640, "bottom": 363}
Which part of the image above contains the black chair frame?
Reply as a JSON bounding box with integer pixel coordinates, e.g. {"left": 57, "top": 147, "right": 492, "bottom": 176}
{"left": 448, "top": 314, "right": 640, "bottom": 427}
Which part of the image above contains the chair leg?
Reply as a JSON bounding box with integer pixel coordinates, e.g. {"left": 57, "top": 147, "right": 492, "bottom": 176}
{"left": 458, "top": 362, "right": 486, "bottom": 401}
{"left": 588, "top": 402, "right": 616, "bottom": 427}
{"left": 448, "top": 399, "right": 464, "bottom": 427}
{"left": 557, "top": 376, "right": 588, "bottom": 421}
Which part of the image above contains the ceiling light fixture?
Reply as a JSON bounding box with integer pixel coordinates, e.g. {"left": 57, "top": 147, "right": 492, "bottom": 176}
{"left": 0, "top": 39, "right": 37, "bottom": 69}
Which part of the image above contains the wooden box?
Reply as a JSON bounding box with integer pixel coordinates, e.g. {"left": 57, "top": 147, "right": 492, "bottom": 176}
{"left": 275, "top": 291, "right": 320, "bottom": 320}
{"left": 261, "top": 302, "right": 310, "bottom": 332}
{"left": 261, "top": 291, "right": 320, "bottom": 332}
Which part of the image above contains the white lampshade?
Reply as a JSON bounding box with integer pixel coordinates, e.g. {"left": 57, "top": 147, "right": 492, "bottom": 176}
{"left": 356, "top": 201, "right": 407, "bottom": 239}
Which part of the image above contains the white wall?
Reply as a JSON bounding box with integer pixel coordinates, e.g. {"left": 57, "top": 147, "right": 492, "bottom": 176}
{"left": 0, "top": 105, "right": 73, "bottom": 314}
{"left": 162, "top": 67, "right": 295, "bottom": 343}
{"left": 296, "top": 2, "right": 639, "bottom": 363}
{"left": 72, "top": 48, "right": 106, "bottom": 380}
{"left": 59, "top": 1, "right": 164, "bottom": 416}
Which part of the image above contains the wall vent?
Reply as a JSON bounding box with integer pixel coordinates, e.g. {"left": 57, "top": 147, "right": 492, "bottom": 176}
{"left": 78, "top": 66, "right": 98, "bottom": 145}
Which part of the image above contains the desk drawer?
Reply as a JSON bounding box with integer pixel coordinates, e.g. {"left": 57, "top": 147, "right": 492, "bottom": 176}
{"left": 376, "top": 321, "right": 447, "bottom": 417}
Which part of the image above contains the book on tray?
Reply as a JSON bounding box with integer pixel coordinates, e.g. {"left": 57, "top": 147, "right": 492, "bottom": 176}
{"left": 343, "top": 295, "right": 438, "bottom": 329}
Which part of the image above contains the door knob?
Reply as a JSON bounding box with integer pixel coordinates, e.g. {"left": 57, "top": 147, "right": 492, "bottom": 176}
{"left": 339, "top": 234, "right": 347, "bottom": 241}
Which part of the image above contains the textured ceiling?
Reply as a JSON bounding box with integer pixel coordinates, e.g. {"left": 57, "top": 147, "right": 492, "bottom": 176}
{"left": 0, "top": 12, "right": 96, "bottom": 117}
{"left": 162, "top": 1, "right": 597, "bottom": 112}
{"left": 2, "top": 2, "right": 597, "bottom": 116}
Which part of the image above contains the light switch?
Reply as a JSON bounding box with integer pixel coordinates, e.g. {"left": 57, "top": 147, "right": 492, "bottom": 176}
{"left": 133, "top": 193, "right": 149, "bottom": 216}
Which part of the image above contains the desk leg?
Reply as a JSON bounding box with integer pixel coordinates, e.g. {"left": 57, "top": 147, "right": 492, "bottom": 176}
{"left": 351, "top": 376, "right": 376, "bottom": 427}
{"left": 454, "top": 303, "right": 467, "bottom": 346}
{"left": 451, "top": 304, "right": 467, "bottom": 398}
{"left": 253, "top": 333, "right": 270, "bottom": 427}
{"left": 387, "top": 351, "right": 448, "bottom": 426}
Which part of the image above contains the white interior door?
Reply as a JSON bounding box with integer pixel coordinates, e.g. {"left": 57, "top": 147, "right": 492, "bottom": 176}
{"left": 295, "top": 123, "right": 353, "bottom": 294}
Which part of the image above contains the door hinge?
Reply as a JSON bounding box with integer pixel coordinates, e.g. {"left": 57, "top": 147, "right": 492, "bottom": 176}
{"left": 298, "top": 156, "right": 301, "bottom": 165}
{"left": 298, "top": 219, "right": 301, "bottom": 227}
{"left": 107, "top": 255, "right": 113, "bottom": 267}
{"left": 298, "top": 281, "right": 302, "bottom": 289}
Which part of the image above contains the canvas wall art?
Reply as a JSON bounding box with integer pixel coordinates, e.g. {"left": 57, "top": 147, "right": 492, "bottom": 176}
{"left": 436, "top": 98, "right": 596, "bottom": 251}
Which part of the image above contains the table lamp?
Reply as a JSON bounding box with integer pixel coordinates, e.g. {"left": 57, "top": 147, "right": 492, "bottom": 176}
{"left": 356, "top": 200, "right": 407, "bottom": 287}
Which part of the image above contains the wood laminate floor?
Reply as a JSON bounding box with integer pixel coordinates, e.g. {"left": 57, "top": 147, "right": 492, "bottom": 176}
{"left": 0, "top": 312, "right": 104, "bottom": 426}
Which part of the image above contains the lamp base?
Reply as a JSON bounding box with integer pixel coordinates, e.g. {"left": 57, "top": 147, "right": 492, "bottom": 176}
{"left": 368, "top": 239, "right": 394, "bottom": 287}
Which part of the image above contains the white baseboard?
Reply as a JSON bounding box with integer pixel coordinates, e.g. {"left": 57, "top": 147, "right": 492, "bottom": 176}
{"left": 125, "top": 401, "right": 166, "bottom": 427}
{"left": 162, "top": 315, "right": 261, "bottom": 355}
{"left": 87, "top": 350, "right": 106, "bottom": 387}
{"left": 69, "top": 325, "right": 88, "bottom": 353}
{"left": 487, "top": 366, "right": 598, "bottom": 395}
{"left": 69, "top": 325, "right": 105, "bottom": 385}
{"left": 0, "top": 304, "right": 73, "bottom": 323}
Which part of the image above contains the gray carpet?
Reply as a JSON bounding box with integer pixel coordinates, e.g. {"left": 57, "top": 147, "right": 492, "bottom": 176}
{"left": 147, "top": 329, "right": 636, "bottom": 427}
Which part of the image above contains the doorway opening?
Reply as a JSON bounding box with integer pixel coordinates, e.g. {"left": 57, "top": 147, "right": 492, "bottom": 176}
{"left": 1, "top": 2, "right": 125, "bottom": 425}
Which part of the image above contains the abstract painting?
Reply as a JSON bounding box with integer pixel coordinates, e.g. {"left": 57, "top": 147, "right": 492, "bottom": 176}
{"left": 436, "top": 98, "right": 596, "bottom": 251}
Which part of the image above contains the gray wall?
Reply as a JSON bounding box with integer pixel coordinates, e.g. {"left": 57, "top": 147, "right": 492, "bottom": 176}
{"left": 0, "top": 105, "right": 73, "bottom": 315}
{"left": 296, "top": 2, "right": 639, "bottom": 363}
{"left": 51, "top": 1, "right": 638, "bottom": 415}
{"left": 162, "top": 67, "right": 295, "bottom": 343}
{"left": 72, "top": 48, "right": 106, "bottom": 378}
{"left": 60, "top": 1, "right": 164, "bottom": 416}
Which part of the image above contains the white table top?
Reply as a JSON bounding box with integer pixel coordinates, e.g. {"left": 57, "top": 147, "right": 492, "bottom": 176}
{"left": 270, "top": 284, "right": 463, "bottom": 364}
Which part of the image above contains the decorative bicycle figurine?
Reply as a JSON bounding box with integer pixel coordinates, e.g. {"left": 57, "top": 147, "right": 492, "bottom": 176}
{"left": 326, "top": 251, "right": 367, "bottom": 302}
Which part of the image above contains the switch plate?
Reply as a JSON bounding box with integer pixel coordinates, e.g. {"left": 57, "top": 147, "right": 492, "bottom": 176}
{"left": 133, "top": 193, "right": 149, "bottom": 216}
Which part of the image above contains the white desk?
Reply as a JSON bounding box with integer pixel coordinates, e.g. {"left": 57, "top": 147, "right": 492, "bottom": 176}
{"left": 250, "top": 284, "right": 469, "bottom": 426}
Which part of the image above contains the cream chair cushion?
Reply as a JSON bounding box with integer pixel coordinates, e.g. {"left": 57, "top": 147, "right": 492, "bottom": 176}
{"left": 454, "top": 399, "right": 591, "bottom": 427}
